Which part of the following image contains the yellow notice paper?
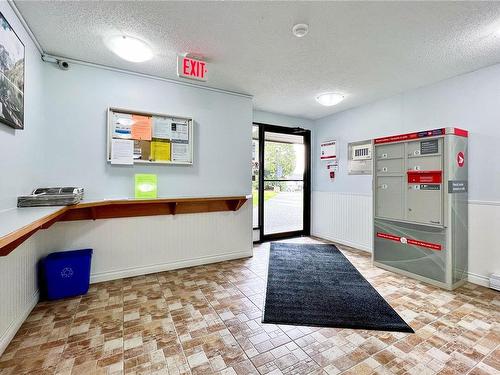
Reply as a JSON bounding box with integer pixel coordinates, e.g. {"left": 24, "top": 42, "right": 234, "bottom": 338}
{"left": 131, "top": 115, "right": 152, "bottom": 141}
{"left": 151, "top": 140, "right": 171, "bottom": 161}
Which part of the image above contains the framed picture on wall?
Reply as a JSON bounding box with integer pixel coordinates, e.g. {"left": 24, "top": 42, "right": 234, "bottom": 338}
{"left": 0, "top": 12, "right": 24, "bottom": 129}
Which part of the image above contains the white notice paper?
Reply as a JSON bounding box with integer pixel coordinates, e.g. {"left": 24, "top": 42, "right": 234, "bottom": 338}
{"left": 112, "top": 113, "right": 133, "bottom": 139}
{"left": 320, "top": 140, "right": 336, "bottom": 160}
{"left": 111, "top": 139, "right": 134, "bottom": 165}
{"left": 153, "top": 117, "right": 172, "bottom": 139}
{"left": 172, "top": 141, "right": 190, "bottom": 162}
{"left": 171, "top": 122, "right": 189, "bottom": 141}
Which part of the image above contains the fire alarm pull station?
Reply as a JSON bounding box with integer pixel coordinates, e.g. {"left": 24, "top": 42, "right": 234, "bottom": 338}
{"left": 372, "top": 127, "right": 468, "bottom": 290}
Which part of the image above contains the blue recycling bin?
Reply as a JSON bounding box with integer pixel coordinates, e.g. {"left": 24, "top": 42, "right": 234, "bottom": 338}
{"left": 41, "top": 249, "right": 93, "bottom": 300}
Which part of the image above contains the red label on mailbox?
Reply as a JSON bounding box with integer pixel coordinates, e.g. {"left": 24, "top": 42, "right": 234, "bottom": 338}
{"left": 374, "top": 127, "right": 468, "bottom": 144}
{"left": 376, "top": 232, "right": 442, "bottom": 251}
{"left": 407, "top": 170, "right": 442, "bottom": 184}
{"left": 457, "top": 151, "right": 465, "bottom": 167}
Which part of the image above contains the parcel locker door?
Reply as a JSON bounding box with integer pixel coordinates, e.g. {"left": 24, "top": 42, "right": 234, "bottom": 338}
{"left": 407, "top": 155, "right": 442, "bottom": 171}
{"left": 407, "top": 184, "right": 442, "bottom": 225}
{"left": 376, "top": 158, "right": 404, "bottom": 174}
{"left": 376, "top": 176, "right": 404, "bottom": 220}
{"left": 376, "top": 143, "right": 404, "bottom": 160}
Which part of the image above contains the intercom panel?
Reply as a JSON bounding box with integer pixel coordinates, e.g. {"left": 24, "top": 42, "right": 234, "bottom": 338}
{"left": 348, "top": 140, "right": 373, "bottom": 175}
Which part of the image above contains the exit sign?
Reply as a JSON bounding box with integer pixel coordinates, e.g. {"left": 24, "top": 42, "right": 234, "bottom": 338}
{"left": 177, "top": 55, "right": 208, "bottom": 81}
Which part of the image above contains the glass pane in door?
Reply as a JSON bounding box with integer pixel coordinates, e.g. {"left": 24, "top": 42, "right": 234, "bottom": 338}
{"left": 264, "top": 181, "right": 304, "bottom": 234}
{"left": 252, "top": 125, "right": 259, "bottom": 228}
{"left": 263, "top": 131, "right": 305, "bottom": 235}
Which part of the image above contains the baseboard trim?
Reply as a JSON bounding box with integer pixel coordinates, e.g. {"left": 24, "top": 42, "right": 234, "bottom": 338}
{"left": 0, "top": 290, "right": 39, "bottom": 356}
{"left": 311, "top": 233, "right": 372, "bottom": 253}
{"left": 467, "top": 272, "right": 490, "bottom": 287}
{"left": 90, "top": 250, "right": 253, "bottom": 284}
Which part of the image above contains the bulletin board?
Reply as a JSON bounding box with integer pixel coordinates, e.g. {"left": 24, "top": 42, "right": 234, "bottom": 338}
{"left": 107, "top": 107, "right": 194, "bottom": 165}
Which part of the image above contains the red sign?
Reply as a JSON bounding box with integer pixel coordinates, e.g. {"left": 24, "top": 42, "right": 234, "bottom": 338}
{"left": 376, "top": 232, "right": 400, "bottom": 242}
{"left": 177, "top": 56, "right": 208, "bottom": 81}
{"left": 374, "top": 127, "right": 468, "bottom": 145}
{"left": 376, "top": 232, "right": 442, "bottom": 251}
{"left": 457, "top": 151, "right": 465, "bottom": 168}
{"left": 374, "top": 129, "right": 444, "bottom": 144}
{"left": 452, "top": 128, "right": 468, "bottom": 137}
{"left": 407, "top": 170, "right": 442, "bottom": 184}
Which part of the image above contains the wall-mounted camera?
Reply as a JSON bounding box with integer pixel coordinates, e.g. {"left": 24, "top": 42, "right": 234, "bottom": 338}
{"left": 57, "top": 60, "right": 70, "bottom": 70}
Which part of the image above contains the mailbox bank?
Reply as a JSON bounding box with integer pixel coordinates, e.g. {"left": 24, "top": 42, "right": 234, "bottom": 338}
{"left": 373, "top": 128, "right": 468, "bottom": 289}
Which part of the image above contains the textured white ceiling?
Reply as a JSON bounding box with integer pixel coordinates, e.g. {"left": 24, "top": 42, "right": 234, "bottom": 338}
{"left": 14, "top": 1, "right": 500, "bottom": 119}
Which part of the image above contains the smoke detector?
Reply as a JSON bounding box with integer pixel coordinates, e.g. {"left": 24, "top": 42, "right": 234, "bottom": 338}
{"left": 292, "top": 23, "right": 309, "bottom": 38}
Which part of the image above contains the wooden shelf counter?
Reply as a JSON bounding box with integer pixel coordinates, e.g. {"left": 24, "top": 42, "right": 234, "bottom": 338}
{"left": 0, "top": 195, "right": 251, "bottom": 257}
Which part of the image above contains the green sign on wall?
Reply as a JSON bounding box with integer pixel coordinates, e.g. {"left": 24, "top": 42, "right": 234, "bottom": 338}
{"left": 135, "top": 174, "right": 158, "bottom": 199}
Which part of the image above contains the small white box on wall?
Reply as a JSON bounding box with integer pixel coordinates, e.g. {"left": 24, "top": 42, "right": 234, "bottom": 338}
{"left": 348, "top": 140, "right": 373, "bottom": 175}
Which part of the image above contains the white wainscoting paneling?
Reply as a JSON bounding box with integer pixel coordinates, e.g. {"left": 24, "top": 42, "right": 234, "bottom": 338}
{"left": 312, "top": 191, "right": 500, "bottom": 287}
{"left": 312, "top": 191, "right": 373, "bottom": 252}
{"left": 0, "top": 234, "right": 44, "bottom": 356}
{"left": 468, "top": 201, "right": 500, "bottom": 287}
{"left": 41, "top": 202, "right": 253, "bottom": 283}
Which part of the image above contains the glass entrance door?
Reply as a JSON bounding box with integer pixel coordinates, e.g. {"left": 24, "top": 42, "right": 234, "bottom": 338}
{"left": 255, "top": 123, "right": 310, "bottom": 241}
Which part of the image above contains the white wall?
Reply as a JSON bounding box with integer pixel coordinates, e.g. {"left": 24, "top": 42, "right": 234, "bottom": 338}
{"left": 312, "top": 63, "right": 500, "bottom": 286}
{"left": 35, "top": 61, "right": 254, "bottom": 292}
{"left": 37, "top": 62, "right": 255, "bottom": 289}
{"left": 0, "top": 3, "right": 45, "bottom": 210}
{"left": 0, "top": 2, "right": 46, "bottom": 354}
{"left": 42, "top": 63, "right": 253, "bottom": 200}
{"left": 253, "top": 109, "right": 314, "bottom": 129}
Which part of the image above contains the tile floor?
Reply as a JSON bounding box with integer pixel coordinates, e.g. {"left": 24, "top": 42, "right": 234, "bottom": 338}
{"left": 0, "top": 237, "right": 499, "bottom": 375}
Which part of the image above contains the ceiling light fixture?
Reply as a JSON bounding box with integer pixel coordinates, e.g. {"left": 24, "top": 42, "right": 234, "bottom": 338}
{"left": 292, "top": 23, "right": 309, "bottom": 38}
{"left": 316, "top": 93, "right": 344, "bottom": 106}
{"left": 105, "top": 35, "right": 153, "bottom": 63}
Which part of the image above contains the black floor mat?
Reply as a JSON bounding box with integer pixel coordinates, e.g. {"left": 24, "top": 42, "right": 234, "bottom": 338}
{"left": 262, "top": 243, "right": 414, "bottom": 333}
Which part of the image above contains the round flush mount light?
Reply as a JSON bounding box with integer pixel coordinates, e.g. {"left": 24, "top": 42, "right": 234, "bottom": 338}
{"left": 105, "top": 35, "right": 153, "bottom": 63}
{"left": 315, "top": 93, "right": 344, "bottom": 106}
{"left": 292, "top": 23, "right": 309, "bottom": 38}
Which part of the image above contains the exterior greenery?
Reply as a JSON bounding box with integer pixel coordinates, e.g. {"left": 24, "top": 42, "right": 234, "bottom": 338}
{"left": 263, "top": 142, "right": 296, "bottom": 191}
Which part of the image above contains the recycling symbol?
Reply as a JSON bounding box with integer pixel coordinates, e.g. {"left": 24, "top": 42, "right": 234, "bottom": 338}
{"left": 61, "top": 267, "right": 74, "bottom": 278}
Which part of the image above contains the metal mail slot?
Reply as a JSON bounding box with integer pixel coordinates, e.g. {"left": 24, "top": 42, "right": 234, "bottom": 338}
{"left": 377, "top": 158, "right": 404, "bottom": 174}
{"left": 376, "top": 176, "right": 404, "bottom": 220}
{"left": 376, "top": 143, "right": 404, "bottom": 160}
{"left": 407, "top": 184, "right": 442, "bottom": 224}
{"left": 407, "top": 155, "right": 442, "bottom": 171}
